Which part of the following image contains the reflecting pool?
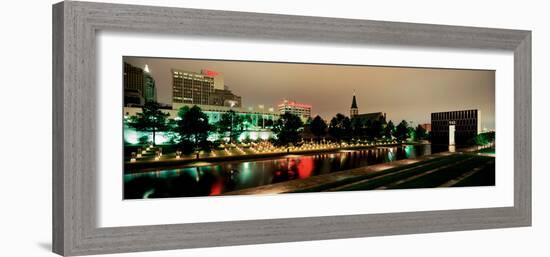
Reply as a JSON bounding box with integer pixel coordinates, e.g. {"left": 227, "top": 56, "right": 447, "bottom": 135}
{"left": 124, "top": 144, "right": 444, "bottom": 199}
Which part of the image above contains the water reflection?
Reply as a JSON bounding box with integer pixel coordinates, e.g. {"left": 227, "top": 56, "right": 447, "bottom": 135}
{"left": 124, "top": 144, "right": 442, "bottom": 199}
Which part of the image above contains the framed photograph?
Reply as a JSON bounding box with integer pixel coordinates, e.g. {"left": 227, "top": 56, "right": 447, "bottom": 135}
{"left": 53, "top": 1, "right": 531, "bottom": 256}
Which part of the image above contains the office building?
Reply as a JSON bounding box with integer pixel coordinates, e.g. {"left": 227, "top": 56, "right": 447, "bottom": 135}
{"left": 124, "top": 88, "right": 144, "bottom": 107}
{"left": 124, "top": 103, "right": 279, "bottom": 144}
{"left": 123, "top": 62, "right": 157, "bottom": 106}
{"left": 143, "top": 65, "right": 157, "bottom": 102}
{"left": 172, "top": 69, "right": 242, "bottom": 107}
{"left": 201, "top": 69, "right": 225, "bottom": 90}
{"left": 123, "top": 62, "right": 144, "bottom": 106}
{"left": 209, "top": 87, "right": 242, "bottom": 107}
{"left": 431, "top": 109, "right": 481, "bottom": 145}
{"left": 172, "top": 69, "right": 214, "bottom": 105}
{"left": 278, "top": 99, "right": 312, "bottom": 121}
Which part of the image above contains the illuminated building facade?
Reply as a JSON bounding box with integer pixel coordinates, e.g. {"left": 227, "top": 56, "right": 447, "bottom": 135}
{"left": 172, "top": 69, "right": 242, "bottom": 107}
{"left": 278, "top": 100, "right": 312, "bottom": 121}
{"left": 201, "top": 69, "right": 225, "bottom": 90}
{"left": 431, "top": 109, "right": 481, "bottom": 145}
{"left": 172, "top": 69, "right": 214, "bottom": 105}
{"left": 143, "top": 65, "right": 157, "bottom": 102}
{"left": 123, "top": 104, "right": 279, "bottom": 144}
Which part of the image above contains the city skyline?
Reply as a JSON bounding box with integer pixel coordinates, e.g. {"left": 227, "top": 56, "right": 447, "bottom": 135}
{"left": 124, "top": 57, "right": 495, "bottom": 129}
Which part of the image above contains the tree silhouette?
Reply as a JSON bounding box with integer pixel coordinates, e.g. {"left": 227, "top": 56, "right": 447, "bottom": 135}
{"left": 175, "top": 105, "right": 212, "bottom": 152}
{"left": 395, "top": 120, "right": 409, "bottom": 141}
{"left": 264, "top": 118, "right": 274, "bottom": 128}
{"left": 309, "top": 115, "right": 327, "bottom": 142}
{"left": 215, "top": 110, "right": 244, "bottom": 143}
{"left": 350, "top": 117, "right": 365, "bottom": 140}
{"left": 366, "top": 117, "right": 384, "bottom": 140}
{"left": 384, "top": 120, "right": 395, "bottom": 139}
{"left": 272, "top": 112, "right": 304, "bottom": 147}
{"left": 128, "top": 101, "right": 169, "bottom": 146}
{"left": 329, "top": 113, "right": 352, "bottom": 143}
{"left": 415, "top": 124, "right": 427, "bottom": 140}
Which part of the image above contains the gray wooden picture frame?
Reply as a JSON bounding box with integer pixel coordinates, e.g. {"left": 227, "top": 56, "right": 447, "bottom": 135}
{"left": 52, "top": 1, "right": 531, "bottom": 256}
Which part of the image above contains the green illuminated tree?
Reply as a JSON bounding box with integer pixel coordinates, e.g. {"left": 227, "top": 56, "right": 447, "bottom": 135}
{"left": 241, "top": 115, "right": 253, "bottom": 130}
{"left": 469, "top": 131, "right": 495, "bottom": 146}
{"left": 128, "top": 101, "right": 169, "bottom": 146}
{"left": 395, "top": 120, "right": 409, "bottom": 141}
{"left": 215, "top": 110, "right": 244, "bottom": 143}
{"left": 272, "top": 112, "right": 304, "bottom": 147}
{"left": 309, "top": 115, "right": 327, "bottom": 142}
{"left": 175, "top": 105, "right": 212, "bottom": 152}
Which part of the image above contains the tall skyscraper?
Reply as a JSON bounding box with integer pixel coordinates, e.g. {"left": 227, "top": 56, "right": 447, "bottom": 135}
{"left": 172, "top": 69, "right": 243, "bottom": 108}
{"left": 143, "top": 65, "right": 157, "bottom": 103}
{"left": 201, "top": 69, "right": 225, "bottom": 90}
{"left": 172, "top": 69, "right": 214, "bottom": 105}
{"left": 124, "top": 62, "right": 145, "bottom": 106}
{"left": 124, "top": 63, "right": 144, "bottom": 93}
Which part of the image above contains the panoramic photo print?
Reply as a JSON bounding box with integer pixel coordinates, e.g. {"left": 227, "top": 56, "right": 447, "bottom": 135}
{"left": 122, "top": 57, "right": 496, "bottom": 199}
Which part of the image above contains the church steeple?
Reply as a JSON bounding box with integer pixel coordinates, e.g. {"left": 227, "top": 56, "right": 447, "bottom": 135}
{"left": 350, "top": 91, "right": 359, "bottom": 117}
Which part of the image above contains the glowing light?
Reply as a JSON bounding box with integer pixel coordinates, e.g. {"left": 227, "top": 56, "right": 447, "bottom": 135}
{"left": 297, "top": 156, "right": 314, "bottom": 179}
{"left": 201, "top": 69, "right": 220, "bottom": 77}
{"left": 144, "top": 64, "right": 150, "bottom": 73}
{"left": 130, "top": 158, "right": 136, "bottom": 162}
{"left": 277, "top": 100, "right": 312, "bottom": 109}
{"left": 143, "top": 189, "right": 154, "bottom": 198}
{"left": 210, "top": 180, "right": 223, "bottom": 195}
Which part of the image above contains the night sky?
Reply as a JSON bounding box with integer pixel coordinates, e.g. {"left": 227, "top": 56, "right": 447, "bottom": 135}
{"left": 124, "top": 57, "right": 495, "bottom": 130}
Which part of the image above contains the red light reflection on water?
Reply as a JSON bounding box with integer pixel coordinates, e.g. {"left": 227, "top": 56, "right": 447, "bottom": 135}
{"left": 297, "top": 156, "right": 314, "bottom": 179}
{"left": 210, "top": 180, "right": 224, "bottom": 195}
{"left": 273, "top": 156, "right": 314, "bottom": 180}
